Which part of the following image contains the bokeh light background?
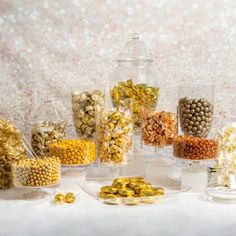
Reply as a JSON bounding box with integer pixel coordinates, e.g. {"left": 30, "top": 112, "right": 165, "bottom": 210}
{"left": 0, "top": 0, "right": 236, "bottom": 136}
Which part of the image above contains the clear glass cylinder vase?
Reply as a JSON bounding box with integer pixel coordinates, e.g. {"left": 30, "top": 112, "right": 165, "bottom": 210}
{"left": 96, "top": 99, "right": 133, "bottom": 166}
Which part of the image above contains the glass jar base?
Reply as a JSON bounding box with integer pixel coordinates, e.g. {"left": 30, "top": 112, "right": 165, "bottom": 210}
{"left": 206, "top": 187, "right": 236, "bottom": 204}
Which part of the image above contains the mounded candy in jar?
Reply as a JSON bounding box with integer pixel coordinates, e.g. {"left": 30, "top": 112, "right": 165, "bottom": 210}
{"left": 12, "top": 156, "right": 61, "bottom": 187}
{"left": 31, "top": 121, "right": 66, "bottom": 158}
{"left": 50, "top": 139, "right": 96, "bottom": 165}
{"left": 141, "top": 110, "right": 177, "bottom": 146}
{"left": 97, "top": 110, "right": 132, "bottom": 164}
{"left": 173, "top": 135, "right": 218, "bottom": 160}
{"left": 178, "top": 97, "right": 214, "bottom": 137}
{"left": 111, "top": 79, "right": 159, "bottom": 132}
{"left": 72, "top": 90, "right": 104, "bottom": 139}
{"left": 0, "top": 119, "right": 27, "bottom": 189}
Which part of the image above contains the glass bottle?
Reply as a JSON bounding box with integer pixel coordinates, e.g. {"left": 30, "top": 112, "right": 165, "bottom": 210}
{"left": 110, "top": 33, "right": 160, "bottom": 134}
{"left": 31, "top": 100, "right": 67, "bottom": 158}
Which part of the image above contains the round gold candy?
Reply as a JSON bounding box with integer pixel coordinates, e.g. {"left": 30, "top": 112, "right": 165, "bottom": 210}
{"left": 65, "top": 192, "right": 76, "bottom": 203}
{"left": 54, "top": 193, "right": 65, "bottom": 204}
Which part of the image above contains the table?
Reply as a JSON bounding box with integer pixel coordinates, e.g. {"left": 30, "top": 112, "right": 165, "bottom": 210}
{"left": 0, "top": 173, "right": 236, "bottom": 236}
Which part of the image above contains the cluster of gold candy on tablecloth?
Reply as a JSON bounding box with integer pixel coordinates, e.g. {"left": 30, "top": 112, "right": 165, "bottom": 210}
{"left": 141, "top": 110, "right": 177, "bottom": 146}
{"left": 97, "top": 108, "right": 132, "bottom": 164}
{"left": 54, "top": 192, "right": 76, "bottom": 204}
{"left": 99, "top": 177, "right": 164, "bottom": 204}
{"left": 72, "top": 89, "right": 104, "bottom": 139}
{"left": 111, "top": 79, "right": 159, "bottom": 132}
{"left": 12, "top": 156, "right": 60, "bottom": 187}
{"left": 31, "top": 121, "right": 66, "bottom": 158}
{"left": 50, "top": 139, "right": 96, "bottom": 165}
{"left": 0, "top": 119, "right": 27, "bottom": 189}
{"left": 215, "top": 124, "right": 236, "bottom": 187}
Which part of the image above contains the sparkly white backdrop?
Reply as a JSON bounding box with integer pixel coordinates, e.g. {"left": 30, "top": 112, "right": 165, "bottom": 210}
{"left": 0, "top": 0, "right": 236, "bottom": 137}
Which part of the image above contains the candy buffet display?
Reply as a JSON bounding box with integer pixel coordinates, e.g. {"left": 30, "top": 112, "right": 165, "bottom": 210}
{"left": 0, "top": 118, "right": 27, "bottom": 189}
{"left": 50, "top": 139, "right": 96, "bottom": 166}
{"left": 173, "top": 136, "right": 218, "bottom": 160}
{"left": 110, "top": 34, "right": 160, "bottom": 132}
{"left": 141, "top": 110, "right": 177, "bottom": 146}
{"left": 97, "top": 104, "right": 132, "bottom": 165}
{"left": 71, "top": 88, "right": 104, "bottom": 139}
{"left": 31, "top": 100, "right": 66, "bottom": 158}
{"left": 12, "top": 156, "right": 60, "bottom": 187}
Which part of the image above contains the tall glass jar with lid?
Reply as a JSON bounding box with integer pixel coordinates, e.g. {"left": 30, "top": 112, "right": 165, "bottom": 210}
{"left": 110, "top": 33, "right": 160, "bottom": 134}
{"left": 31, "top": 100, "right": 67, "bottom": 158}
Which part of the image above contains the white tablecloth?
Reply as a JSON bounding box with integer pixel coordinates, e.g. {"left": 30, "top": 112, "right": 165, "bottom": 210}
{"left": 0, "top": 173, "right": 236, "bottom": 236}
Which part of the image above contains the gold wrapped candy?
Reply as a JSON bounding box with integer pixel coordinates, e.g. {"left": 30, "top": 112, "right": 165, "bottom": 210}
{"left": 72, "top": 89, "right": 104, "bottom": 140}
{"left": 97, "top": 109, "right": 132, "bottom": 164}
{"left": 12, "top": 156, "right": 60, "bottom": 187}
{"left": 50, "top": 139, "right": 96, "bottom": 165}
{"left": 111, "top": 79, "right": 159, "bottom": 132}
{"left": 0, "top": 118, "right": 27, "bottom": 189}
{"left": 31, "top": 121, "right": 66, "bottom": 158}
{"left": 99, "top": 177, "right": 164, "bottom": 204}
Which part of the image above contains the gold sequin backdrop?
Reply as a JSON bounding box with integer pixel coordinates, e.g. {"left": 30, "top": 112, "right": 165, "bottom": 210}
{"left": 0, "top": 0, "right": 236, "bottom": 136}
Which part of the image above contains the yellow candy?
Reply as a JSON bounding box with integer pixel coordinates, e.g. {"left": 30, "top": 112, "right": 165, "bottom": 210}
{"left": 65, "top": 192, "right": 76, "bottom": 203}
{"left": 54, "top": 193, "right": 65, "bottom": 204}
{"left": 50, "top": 139, "right": 96, "bottom": 165}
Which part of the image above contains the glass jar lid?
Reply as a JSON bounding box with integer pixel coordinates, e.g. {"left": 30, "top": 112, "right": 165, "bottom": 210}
{"left": 118, "top": 33, "right": 153, "bottom": 62}
{"left": 31, "top": 100, "right": 65, "bottom": 125}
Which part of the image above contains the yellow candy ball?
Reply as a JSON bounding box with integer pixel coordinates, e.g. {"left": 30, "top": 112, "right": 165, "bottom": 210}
{"left": 54, "top": 193, "right": 65, "bottom": 204}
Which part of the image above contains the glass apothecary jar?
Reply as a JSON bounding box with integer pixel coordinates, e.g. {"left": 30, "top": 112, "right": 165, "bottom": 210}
{"left": 110, "top": 34, "right": 160, "bottom": 133}
{"left": 71, "top": 85, "right": 105, "bottom": 140}
{"left": 31, "top": 100, "right": 67, "bottom": 158}
{"left": 96, "top": 99, "right": 133, "bottom": 166}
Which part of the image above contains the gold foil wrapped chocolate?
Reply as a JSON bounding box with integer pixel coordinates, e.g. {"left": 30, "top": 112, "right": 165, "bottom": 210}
{"left": 97, "top": 108, "right": 132, "bottom": 164}
{"left": 0, "top": 118, "right": 27, "bottom": 189}
{"left": 111, "top": 79, "right": 159, "bottom": 132}
{"left": 31, "top": 121, "right": 66, "bottom": 158}
{"left": 72, "top": 89, "right": 104, "bottom": 139}
{"left": 99, "top": 177, "right": 164, "bottom": 205}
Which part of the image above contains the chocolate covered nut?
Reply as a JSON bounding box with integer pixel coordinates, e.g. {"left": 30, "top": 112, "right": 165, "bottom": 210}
{"left": 178, "top": 97, "right": 213, "bottom": 137}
